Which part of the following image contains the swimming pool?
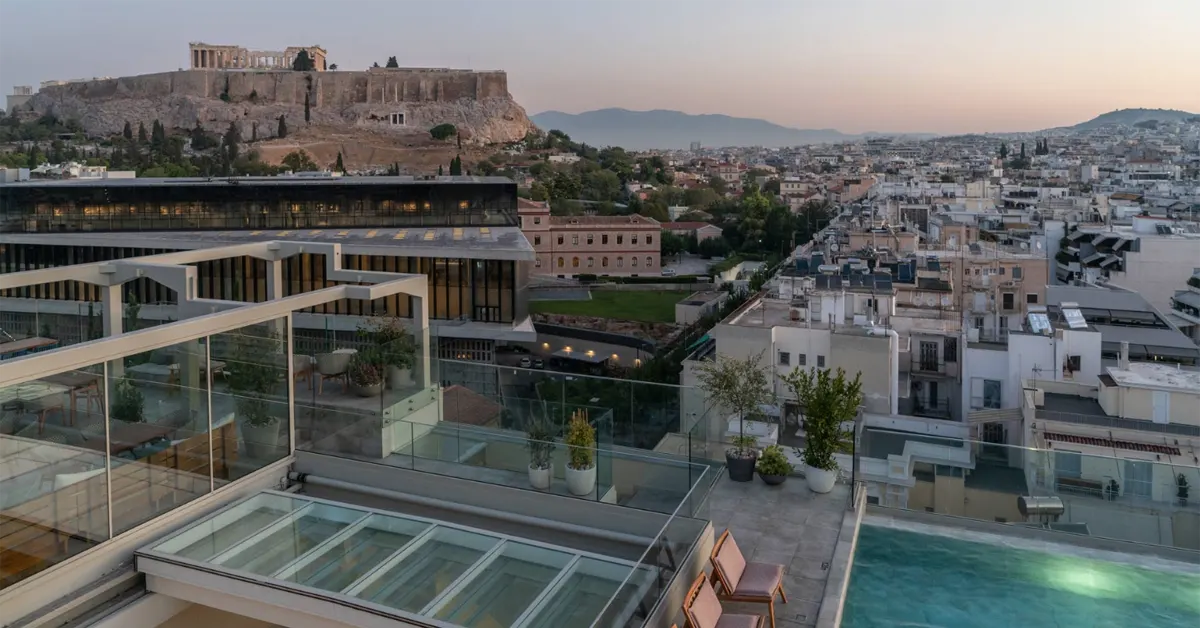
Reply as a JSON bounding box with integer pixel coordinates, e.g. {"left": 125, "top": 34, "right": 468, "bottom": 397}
{"left": 842, "top": 523, "right": 1200, "bottom": 628}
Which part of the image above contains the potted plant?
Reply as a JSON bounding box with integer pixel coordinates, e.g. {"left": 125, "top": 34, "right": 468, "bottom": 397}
{"left": 110, "top": 375, "right": 145, "bottom": 423}
{"left": 1177, "top": 474, "right": 1189, "bottom": 507}
{"left": 564, "top": 410, "right": 596, "bottom": 496}
{"left": 359, "top": 318, "right": 417, "bottom": 389}
{"left": 781, "top": 366, "right": 862, "bottom": 494}
{"left": 695, "top": 352, "right": 772, "bottom": 482}
{"left": 1105, "top": 479, "right": 1120, "bottom": 501}
{"left": 526, "top": 419, "right": 555, "bottom": 490}
{"left": 348, "top": 352, "right": 384, "bottom": 397}
{"left": 756, "top": 444, "right": 793, "bottom": 486}
{"left": 226, "top": 330, "right": 283, "bottom": 458}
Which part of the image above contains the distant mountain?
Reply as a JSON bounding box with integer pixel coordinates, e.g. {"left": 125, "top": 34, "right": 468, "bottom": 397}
{"left": 530, "top": 108, "right": 916, "bottom": 150}
{"left": 1069, "top": 108, "right": 1198, "bottom": 130}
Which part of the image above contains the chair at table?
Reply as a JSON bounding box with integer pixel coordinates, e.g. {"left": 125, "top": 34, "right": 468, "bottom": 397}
{"left": 683, "top": 573, "right": 763, "bottom": 628}
{"left": 710, "top": 529, "right": 788, "bottom": 628}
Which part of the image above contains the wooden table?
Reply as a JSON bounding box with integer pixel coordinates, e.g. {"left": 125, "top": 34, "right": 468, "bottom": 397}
{"left": 0, "top": 337, "right": 58, "bottom": 359}
{"left": 76, "top": 422, "right": 175, "bottom": 457}
{"left": 0, "top": 381, "right": 68, "bottom": 434}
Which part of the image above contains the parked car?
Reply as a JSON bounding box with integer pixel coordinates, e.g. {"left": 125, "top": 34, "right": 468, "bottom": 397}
{"left": 519, "top": 357, "right": 532, "bottom": 368}
{"left": 661, "top": 268, "right": 677, "bottom": 277}
{"left": 532, "top": 358, "right": 545, "bottom": 369}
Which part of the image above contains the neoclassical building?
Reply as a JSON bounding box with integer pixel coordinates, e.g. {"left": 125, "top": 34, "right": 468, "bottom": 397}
{"left": 188, "top": 42, "right": 328, "bottom": 71}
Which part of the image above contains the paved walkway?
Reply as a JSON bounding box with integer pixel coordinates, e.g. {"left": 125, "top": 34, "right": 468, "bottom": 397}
{"left": 703, "top": 475, "right": 852, "bottom": 628}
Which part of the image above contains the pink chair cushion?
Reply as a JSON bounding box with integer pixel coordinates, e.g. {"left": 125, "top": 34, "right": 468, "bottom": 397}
{"left": 715, "top": 534, "right": 747, "bottom": 590}
{"left": 716, "top": 615, "right": 761, "bottom": 628}
{"left": 688, "top": 578, "right": 725, "bottom": 628}
{"left": 734, "top": 562, "right": 784, "bottom": 598}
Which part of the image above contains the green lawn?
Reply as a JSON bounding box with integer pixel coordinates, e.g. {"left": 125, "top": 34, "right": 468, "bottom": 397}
{"left": 530, "top": 290, "right": 693, "bottom": 323}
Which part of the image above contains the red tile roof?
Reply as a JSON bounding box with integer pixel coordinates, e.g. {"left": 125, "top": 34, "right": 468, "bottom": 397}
{"left": 518, "top": 197, "right": 550, "bottom": 210}
{"left": 663, "top": 222, "right": 716, "bottom": 230}
{"left": 548, "top": 214, "right": 660, "bottom": 227}
{"left": 1044, "top": 432, "right": 1180, "bottom": 456}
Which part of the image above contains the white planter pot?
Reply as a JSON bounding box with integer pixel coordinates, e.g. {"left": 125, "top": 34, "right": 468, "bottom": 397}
{"left": 565, "top": 464, "right": 597, "bottom": 497}
{"left": 528, "top": 465, "right": 551, "bottom": 490}
{"left": 806, "top": 464, "right": 838, "bottom": 493}
{"left": 241, "top": 419, "right": 281, "bottom": 460}
{"left": 387, "top": 366, "right": 414, "bottom": 389}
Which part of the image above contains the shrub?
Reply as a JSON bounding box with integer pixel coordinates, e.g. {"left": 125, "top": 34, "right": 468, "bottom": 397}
{"left": 526, "top": 419, "right": 555, "bottom": 471}
{"left": 348, "top": 353, "right": 383, "bottom": 387}
{"left": 756, "top": 445, "right": 793, "bottom": 476}
{"left": 430, "top": 123, "right": 457, "bottom": 141}
{"left": 565, "top": 412, "right": 595, "bottom": 470}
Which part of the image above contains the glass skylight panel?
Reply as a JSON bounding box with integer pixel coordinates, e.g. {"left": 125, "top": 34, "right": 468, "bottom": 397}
{"left": 348, "top": 527, "right": 499, "bottom": 614}
{"left": 431, "top": 542, "right": 575, "bottom": 628}
{"left": 213, "top": 502, "right": 368, "bottom": 576}
{"left": 151, "top": 493, "right": 308, "bottom": 562}
{"left": 520, "top": 558, "right": 650, "bottom": 628}
{"left": 276, "top": 514, "right": 432, "bottom": 593}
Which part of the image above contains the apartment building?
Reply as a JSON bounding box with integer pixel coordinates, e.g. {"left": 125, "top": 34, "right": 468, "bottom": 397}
{"left": 518, "top": 198, "right": 661, "bottom": 276}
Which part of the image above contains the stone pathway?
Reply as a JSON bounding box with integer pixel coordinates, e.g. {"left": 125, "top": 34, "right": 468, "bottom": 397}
{"left": 701, "top": 476, "right": 852, "bottom": 628}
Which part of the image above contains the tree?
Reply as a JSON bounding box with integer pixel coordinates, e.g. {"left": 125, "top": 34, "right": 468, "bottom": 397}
{"left": 449, "top": 155, "right": 463, "bottom": 176}
{"left": 277, "top": 115, "right": 288, "bottom": 139}
{"left": 280, "top": 149, "right": 318, "bottom": 172}
{"left": 429, "top": 123, "right": 457, "bottom": 140}
{"left": 709, "top": 175, "right": 728, "bottom": 195}
{"left": 137, "top": 122, "right": 148, "bottom": 144}
{"left": 780, "top": 367, "right": 862, "bottom": 472}
{"left": 694, "top": 352, "right": 772, "bottom": 460}
{"left": 291, "top": 50, "right": 316, "bottom": 71}
{"left": 1020, "top": 142, "right": 1026, "bottom": 159}
{"left": 372, "top": 61, "right": 380, "bottom": 68}
{"left": 438, "top": 165, "right": 444, "bottom": 176}
{"left": 190, "top": 121, "right": 216, "bottom": 151}
{"left": 660, "top": 230, "right": 688, "bottom": 259}
{"left": 150, "top": 120, "right": 166, "bottom": 153}
{"left": 999, "top": 143, "right": 1008, "bottom": 159}
{"left": 304, "top": 93, "right": 311, "bottom": 124}
{"left": 385, "top": 56, "right": 399, "bottom": 68}
{"left": 123, "top": 121, "right": 133, "bottom": 140}
{"left": 328, "top": 63, "right": 338, "bottom": 71}
{"left": 223, "top": 121, "right": 241, "bottom": 163}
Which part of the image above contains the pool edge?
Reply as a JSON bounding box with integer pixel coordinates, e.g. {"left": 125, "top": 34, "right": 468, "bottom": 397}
{"left": 815, "top": 484, "right": 867, "bottom": 628}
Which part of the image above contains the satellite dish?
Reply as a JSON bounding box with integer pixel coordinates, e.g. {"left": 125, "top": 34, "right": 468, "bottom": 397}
{"left": 830, "top": 244, "right": 840, "bottom": 252}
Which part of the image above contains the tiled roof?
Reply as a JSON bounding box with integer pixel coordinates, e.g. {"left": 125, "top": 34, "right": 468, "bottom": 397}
{"left": 440, "top": 385, "right": 501, "bottom": 426}
{"left": 1044, "top": 432, "right": 1180, "bottom": 456}
{"left": 518, "top": 197, "right": 549, "bottom": 210}
{"left": 662, "top": 222, "right": 714, "bottom": 230}
{"left": 548, "top": 214, "right": 660, "bottom": 227}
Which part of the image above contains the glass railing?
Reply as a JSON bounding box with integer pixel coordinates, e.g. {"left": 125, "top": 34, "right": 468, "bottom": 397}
{"left": 853, "top": 426, "right": 1200, "bottom": 553}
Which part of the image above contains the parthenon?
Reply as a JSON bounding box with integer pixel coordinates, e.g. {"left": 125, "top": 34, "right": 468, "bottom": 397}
{"left": 188, "top": 42, "right": 328, "bottom": 71}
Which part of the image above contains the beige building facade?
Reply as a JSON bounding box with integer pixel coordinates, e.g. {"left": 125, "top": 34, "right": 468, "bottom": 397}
{"left": 518, "top": 199, "right": 662, "bottom": 276}
{"left": 189, "top": 42, "right": 328, "bottom": 71}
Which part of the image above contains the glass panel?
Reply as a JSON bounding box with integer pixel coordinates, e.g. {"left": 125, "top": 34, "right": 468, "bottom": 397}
{"left": 153, "top": 493, "right": 308, "bottom": 561}
{"left": 279, "top": 514, "right": 431, "bottom": 592}
{"left": 524, "top": 559, "right": 650, "bottom": 628}
{"left": 215, "top": 502, "right": 367, "bottom": 576}
{"left": 0, "top": 365, "right": 110, "bottom": 591}
{"left": 209, "top": 317, "right": 291, "bottom": 482}
{"left": 433, "top": 543, "right": 573, "bottom": 627}
{"left": 354, "top": 528, "right": 498, "bottom": 613}
{"left": 106, "top": 337, "right": 211, "bottom": 535}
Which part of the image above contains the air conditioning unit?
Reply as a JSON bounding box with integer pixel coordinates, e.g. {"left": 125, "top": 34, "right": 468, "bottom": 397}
{"left": 1033, "top": 388, "right": 1045, "bottom": 407}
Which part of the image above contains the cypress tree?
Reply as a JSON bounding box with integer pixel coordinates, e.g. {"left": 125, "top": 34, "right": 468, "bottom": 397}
{"left": 137, "top": 122, "right": 148, "bottom": 144}
{"left": 123, "top": 121, "right": 133, "bottom": 140}
{"left": 304, "top": 93, "right": 311, "bottom": 123}
{"left": 277, "top": 115, "right": 288, "bottom": 138}
{"left": 335, "top": 152, "right": 345, "bottom": 172}
{"left": 438, "top": 165, "right": 444, "bottom": 176}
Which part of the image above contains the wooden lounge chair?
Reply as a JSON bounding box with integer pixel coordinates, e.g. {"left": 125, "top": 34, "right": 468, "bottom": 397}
{"left": 710, "top": 529, "right": 788, "bottom": 628}
{"left": 683, "top": 573, "right": 764, "bottom": 628}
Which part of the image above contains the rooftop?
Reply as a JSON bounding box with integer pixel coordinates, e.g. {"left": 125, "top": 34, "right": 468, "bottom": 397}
{"left": 0, "top": 175, "right": 515, "bottom": 189}
{"left": 1107, "top": 362, "right": 1200, "bottom": 393}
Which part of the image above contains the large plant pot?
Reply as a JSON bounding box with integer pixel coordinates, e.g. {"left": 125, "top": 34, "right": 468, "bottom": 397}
{"left": 351, "top": 382, "right": 384, "bottom": 397}
{"left": 806, "top": 465, "right": 838, "bottom": 493}
{"left": 387, "top": 366, "right": 414, "bottom": 390}
{"left": 566, "top": 464, "right": 597, "bottom": 496}
{"left": 241, "top": 419, "right": 280, "bottom": 459}
{"left": 529, "top": 464, "right": 551, "bottom": 490}
{"left": 726, "top": 452, "right": 758, "bottom": 482}
{"left": 759, "top": 473, "right": 787, "bottom": 486}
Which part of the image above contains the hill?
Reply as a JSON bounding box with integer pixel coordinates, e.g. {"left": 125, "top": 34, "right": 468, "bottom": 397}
{"left": 1070, "top": 108, "right": 1198, "bottom": 130}
{"left": 531, "top": 108, "right": 864, "bottom": 150}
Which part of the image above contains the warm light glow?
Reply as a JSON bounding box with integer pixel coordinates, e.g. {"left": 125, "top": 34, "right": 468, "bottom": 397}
{"left": 612, "top": 354, "right": 619, "bottom": 360}
{"left": 586, "top": 350, "right": 595, "bottom": 357}
{"left": 564, "top": 346, "right": 572, "bottom": 353}
{"left": 542, "top": 342, "right": 550, "bottom": 349}
{"left": 634, "top": 358, "right": 642, "bottom": 366}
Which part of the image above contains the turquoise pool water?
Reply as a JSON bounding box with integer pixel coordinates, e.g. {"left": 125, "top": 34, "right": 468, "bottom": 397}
{"left": 843, "top": 525, "right": 1200, "bottom": 628}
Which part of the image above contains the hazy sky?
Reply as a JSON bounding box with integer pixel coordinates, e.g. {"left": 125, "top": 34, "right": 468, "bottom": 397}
{"left": 2, "top": 0, "right": 1198, "bottom": 134}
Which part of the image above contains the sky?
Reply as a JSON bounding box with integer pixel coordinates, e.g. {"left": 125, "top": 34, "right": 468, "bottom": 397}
{"left": 2, "top": 0, "right": 1198, "bottom": 134}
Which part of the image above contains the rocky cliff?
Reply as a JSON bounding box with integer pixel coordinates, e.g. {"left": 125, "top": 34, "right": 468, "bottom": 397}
{"left": 24, "top": 68, "right": 534, "bottom": 145}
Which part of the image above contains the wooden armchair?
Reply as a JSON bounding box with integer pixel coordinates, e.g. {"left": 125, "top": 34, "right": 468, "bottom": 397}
{"left": 683, "top": 573, "right": 764, "bottom": 628}
{"left": 710, "top": 529, "right": 788, "bottom": 628}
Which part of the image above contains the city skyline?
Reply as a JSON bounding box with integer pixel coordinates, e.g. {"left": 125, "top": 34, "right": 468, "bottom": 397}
{"left": 1, "top": 0, "right": 1198, "bottom": 134}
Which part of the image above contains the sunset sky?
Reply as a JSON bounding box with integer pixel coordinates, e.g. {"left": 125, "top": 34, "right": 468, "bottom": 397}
{"left": 2, "top": 0, "right": 1197, "bottom": 134}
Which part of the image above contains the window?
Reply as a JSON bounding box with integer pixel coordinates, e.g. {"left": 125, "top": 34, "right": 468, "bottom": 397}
{"left": 587, "top": 234, "right": 594, "bottom": 245}
{"left": 646, "top": 256, "right": 653, "bottom": 267}
{"left": 557, "top": 257, "right": 564, "bottom": 268}
{"left": 1002, "top": 293, "right": 1015, "bottom": 310}
{"left": 1055, "top": 450, "right": 1082, "bottom": 479}
{"left": 602, "top": 234, "right": 609, "bottom": 245}
{"left": 632, "top": 235, "right": 639, "bottom": 245}
{"left": 647, "top": 235, "right": 653, "bottom": 245}
{"left": 534, "top": 236, "right": 541, "bottom": 246}
{"left": 971, "top": 377, "right": 1002, "bottom": 409}
{"left": 1065, "top": 354, "right": 1081, "bottom": 374}
{"left": 602, "top": 257, "right": 608, "bottom": 267}
{"left": 632, "top": 257, "right": 639, "bottom": 267}
{"left": 817, "top": 355, "right": 825, "bottom": 368}
{"left": 617, "top": 257, "right": 624, "bottom": 268}
{"left": 944, "top": 337, "right": 957, "bottom": 363}
{"left": 572, "top": 235, "right": 579, "bottom": 245}
{"left": 1026, "top": 293, "right": 1038, "bottom": 304}
{"left": 587, "top": 257, "right": 594, "bottom": 267}
{"left": 998, "top": 266, "right": 1006, "bottom": 275}
{"left": 535, "top": 259, "right": 541, "bottom": 268}
{"left": 798, "top": 354, "right": 806, "bottom": 366}
{"left": 572, "top": 257, "right": 579, "bottom": 268}
{"left": 617, "top": 235, "right": 624, "bottom": 245}
{"left": 779, "top": 351, "right": 790, "bottom": 366}
{"left": 973, "top": 316, "right": 984, "bottom": 329}
{"left": 1125, "top": 459, "right": 1153, "bottom": 498}
{"left": 534, "top": 217, "right": 541, "bottom": 225}
{"left": 557, "top": 235, "right": 564, "bottom": 245}
{"left": 1012, "top": 266, "right": 1023, "bottom": 279}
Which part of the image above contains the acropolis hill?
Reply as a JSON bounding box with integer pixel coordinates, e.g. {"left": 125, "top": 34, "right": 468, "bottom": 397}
{"left": 23, "top": 66, "right": 535, "bottom": 147}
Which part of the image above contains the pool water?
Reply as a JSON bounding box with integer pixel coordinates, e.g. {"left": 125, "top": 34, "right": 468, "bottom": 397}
{"left": 843, "top": 524, "right": 1200, "bottom": 628}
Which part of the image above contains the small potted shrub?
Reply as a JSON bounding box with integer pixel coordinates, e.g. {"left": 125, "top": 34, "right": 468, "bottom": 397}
{"left": 359, "top": 318, "right": 417, "bottom": 389}
{"left": 756, "top": 444, "right": 793, "bottom": 486}
{"left": 110, "top": 375, "right": 145, "bottom": 423}
{"left": 526, "top": 419, "right": 555, "bottom": 490}
{"left": 1177, "top": 474, "right": 1189, "bottom": 507}
{"left": 564, "top": 411, "right": 596, "bottom": 496}
{"left": 348, "top": 353, "right": 384, "bottom": 397}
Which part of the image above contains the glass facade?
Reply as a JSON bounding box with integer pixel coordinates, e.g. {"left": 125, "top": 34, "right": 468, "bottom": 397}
{"left": 0, "top": 244, "right": 521, "bottom": 324}
{"left": 0, "top": 179, "right": 518, "bottom": 233}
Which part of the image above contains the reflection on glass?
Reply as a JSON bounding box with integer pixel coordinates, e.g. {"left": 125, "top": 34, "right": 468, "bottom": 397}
{"left": 0, "top": 366, "right": 110, "bottom": 591}
{"left": 107, "top": 336, "right": 212, "bottom": 535}
{"left": 216, "top": 503, "right": 366, "bottom": 576}
{"left": 210, "top": 318, "right": 290, "bottom": 482}
{"left": 354, "top": 528, "right": 497, "bottom": 613}
{"left": 433, "top": 543, "right": 573, "bottom": 628}
{"left": 525, "top": 559, "right": 649, "bottom": 628}
{"left": 281, "top": 515, "right": 430, "bottom": 592}
{"left": 154, "top": 493, "right": 307, "bottom": 561}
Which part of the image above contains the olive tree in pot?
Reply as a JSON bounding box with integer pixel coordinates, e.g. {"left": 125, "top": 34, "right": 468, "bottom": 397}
{"left": 525, "top": 419, "right": 555, "bottom": 490}
{"left": 226, "top": 330, "right": 284, "bottom": 459}
{"left": 695, "top": 352, "right": 772, "bottom": 482}
{"left": 781, "top": 366, "right": 862, "bottom": 494}
{"left": 564, "top": 410, "right": 596, "bottom": 496}
{"left": 756, "top": 444, "right": 793, "bottom": 486}
{"left": 358, "top": 318, "right": 417, "bottom": 389}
